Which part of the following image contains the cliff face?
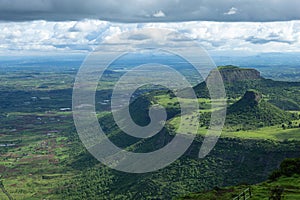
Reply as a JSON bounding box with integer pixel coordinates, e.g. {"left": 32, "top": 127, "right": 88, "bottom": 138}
{"left": 228, "top": 90, "right": 264, "bottom": 112}
{"left": 242, "top": 90, "right": 262, "bottom": 105}
{"left": 209, "top": 66, "right": 262, "bottom": 84}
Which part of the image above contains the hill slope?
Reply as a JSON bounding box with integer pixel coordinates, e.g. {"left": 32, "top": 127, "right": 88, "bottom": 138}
{"left": 225, "top": 90, "right": 293, "bottom": 129}
{"left": 178, "top": 158, "right": 300, "bottom": 200}
{"left": 193, "top": 66, "right": 300, "bottom": 110}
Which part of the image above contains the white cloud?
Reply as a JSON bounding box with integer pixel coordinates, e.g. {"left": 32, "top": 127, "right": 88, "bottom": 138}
{"left": 0, "top": 20, "right": 300, "bottom": 55}
{"left": 153, "top": 10, "right": 166, "bottom": 18}
{"left": 224, "top": 7, "right": 238, "bottom": 15}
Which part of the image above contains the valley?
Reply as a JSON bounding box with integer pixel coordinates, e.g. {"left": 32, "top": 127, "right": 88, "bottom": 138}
{"left": 0, "top": 64, "right": 299, "bottom": 199}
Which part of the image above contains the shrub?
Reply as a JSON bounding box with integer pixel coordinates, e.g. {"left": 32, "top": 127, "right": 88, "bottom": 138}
{"left": 268, "top": 158, "right": 300, "bottom": 181}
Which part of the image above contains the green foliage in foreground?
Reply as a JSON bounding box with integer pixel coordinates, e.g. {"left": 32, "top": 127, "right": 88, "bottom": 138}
{"left": 178, "top": 175, "right": 300, "bottom": 200}
{"left": 269, "top": 158, "right": 300, "bottom": 181}
{"left": 55, "top": 133, "right": 300, "bottom": 199}
{"left": 178, "top": 158, "right": 300, "bottom": 200}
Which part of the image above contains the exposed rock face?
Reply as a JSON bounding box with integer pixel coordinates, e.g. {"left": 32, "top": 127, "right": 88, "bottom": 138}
{"left": 210, "top": 66, "right": 262, "bottom": 84}
{"left": 243, "top": 90, "right": 262, "bottom": 105}
{"left": 228, "top": 90, "right": 263, "bottom": 110}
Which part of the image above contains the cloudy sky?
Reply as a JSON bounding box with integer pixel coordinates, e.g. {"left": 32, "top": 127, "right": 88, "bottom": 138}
{"left": 1, "top": 0, "right": 300, "bottom": 55}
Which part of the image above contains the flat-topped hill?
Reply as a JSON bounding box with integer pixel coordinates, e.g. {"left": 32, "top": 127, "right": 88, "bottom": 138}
{"left": 213, "top": 65, "right": 262, "bottom": 83}
{"left": 193, "top": 66, "right": 300, "bottom": 111}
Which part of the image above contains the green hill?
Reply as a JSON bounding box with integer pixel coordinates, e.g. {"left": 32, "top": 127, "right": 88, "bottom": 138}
{"left": 225, "top": 90, "right": 293, "bottom": 130}
{"left": 44, "top": 66, "right": 300, "bottom": 199}
{"left": 1, "top": 64, "right": 300, "bottom": 200}
{"left": 193, "top": 66, "right": 300, "bottom": 111}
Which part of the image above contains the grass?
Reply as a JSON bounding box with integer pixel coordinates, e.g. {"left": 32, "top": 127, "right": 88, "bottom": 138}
{"left": 222, "top": 125, "right": 300, "bottom": 141}
{"left": 169, "top": 115, "right": 300, "bottom": 141}
{"left": 0, "top": 111, "right": 76, "bottom": 200}
{"left": 0, "top": 172, "right": 73, "bottom": 200}
{"left": 178, "top": 174, "right": 300, "bottom": 200}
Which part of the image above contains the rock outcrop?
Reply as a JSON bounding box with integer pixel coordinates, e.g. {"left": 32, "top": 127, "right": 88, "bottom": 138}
{"left": 242, "top": 90, "right": 262, "bottom": 105}
{"left": 209, "top": 66, "right": 261, "bottom": 84}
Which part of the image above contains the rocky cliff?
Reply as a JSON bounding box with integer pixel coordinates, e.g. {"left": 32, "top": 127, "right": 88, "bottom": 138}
{"left": 211, "top": 66, "right": 262, "bottom": 84}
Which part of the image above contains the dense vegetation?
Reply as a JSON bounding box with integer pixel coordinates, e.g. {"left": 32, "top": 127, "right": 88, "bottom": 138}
{"left": 225, "top": 90, "right": 295, "bottom": 130}
{"left": 194, "top": 67, "right": 300, "bottom": 111}
{"left": 178, "top": 158, "right": 300, "bottom": 200}
{"left": 0, "top": 65, "right": 299, "bottom": 199}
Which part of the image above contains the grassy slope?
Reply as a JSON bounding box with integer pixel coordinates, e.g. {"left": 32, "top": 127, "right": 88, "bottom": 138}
{"left": 225, "top": 90, "right": 293, "bottom": 128}
{"left": 177, "top": 174, "right": 300, "bottom": 200}
{"left": 193, "top": 78, "right": 300, "bottom": 110}
{"left": 159, "top": 89, "right": 300, "bottom": 141}
{"left": 178, "top": 157, "right": 300, "bottom": 200}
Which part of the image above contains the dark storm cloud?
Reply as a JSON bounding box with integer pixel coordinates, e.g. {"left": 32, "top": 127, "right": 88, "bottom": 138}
{"left": 0, "top": 0, "right": 300, "bottom": 22}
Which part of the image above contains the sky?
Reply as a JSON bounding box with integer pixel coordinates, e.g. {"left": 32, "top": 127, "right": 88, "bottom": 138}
{"left": 0, "top": 0, "right": 300, "bottom": 55}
